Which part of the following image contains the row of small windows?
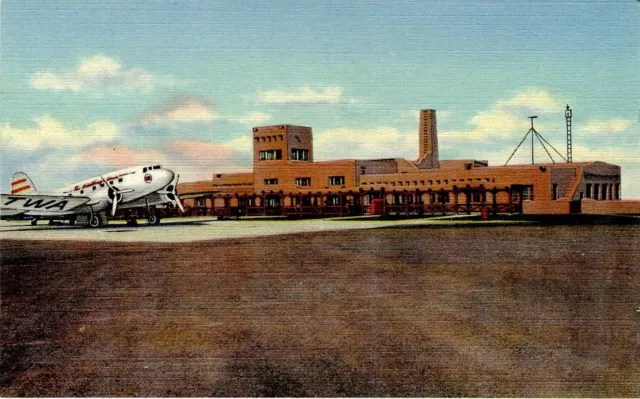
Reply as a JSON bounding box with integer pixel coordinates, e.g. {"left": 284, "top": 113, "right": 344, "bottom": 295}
{"left": 295, "top": 177, "right": 311, "bottom": 186}
{"left": 259, "top": 150, "right": 282, "bottom": 160}
{"left": 259, "top": 148, "right": 309, "bottom": 161}
{"left": 254, "top": 135, "right": 284, "bottom": 143}
{"left": 361, "top": 177, "right": 496, "bottom": 187}
{"left": 142, "top": 165, "right": 161, "bottom": 173}
{"left": 585, "top": 183, "right": 620, "bottom": 200}
{"left": 291, "top": 148, "right": 309, "bottom": 161}
{"left": 263, "top": 176, "right": 345, "bottom": 186}
{"left": 77, "top": 177, "right": 124, "bottom": 195}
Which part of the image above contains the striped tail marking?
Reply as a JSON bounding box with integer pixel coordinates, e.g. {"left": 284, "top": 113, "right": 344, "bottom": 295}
{"left": 10, "top": 173, "right": 37, "bottom": 195}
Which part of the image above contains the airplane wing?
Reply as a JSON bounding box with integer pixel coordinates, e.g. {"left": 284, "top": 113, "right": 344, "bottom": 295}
{"left": 1, "top": 194, "right": 91, "bottom": 217}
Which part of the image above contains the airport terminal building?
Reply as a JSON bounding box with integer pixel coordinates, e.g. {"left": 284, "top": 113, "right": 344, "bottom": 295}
{"left": 177, "top": 110, "right": 637, "bottom": 217}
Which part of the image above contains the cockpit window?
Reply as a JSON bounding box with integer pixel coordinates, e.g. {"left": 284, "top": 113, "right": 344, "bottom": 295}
{"left": 153, "top": 165, "right": 161, "bottom": 169}
{"left": 143, "top": 167, "right": 147, "bottom": 173}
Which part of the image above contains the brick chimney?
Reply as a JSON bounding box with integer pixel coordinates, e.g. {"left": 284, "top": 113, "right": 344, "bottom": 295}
{"left": 417, "top": 109, "right": 439, "bottom": 169}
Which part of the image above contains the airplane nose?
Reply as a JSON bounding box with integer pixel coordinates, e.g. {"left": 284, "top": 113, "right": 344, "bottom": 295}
{"left": 158, "top": 169, "right": 175, "bottom": 186}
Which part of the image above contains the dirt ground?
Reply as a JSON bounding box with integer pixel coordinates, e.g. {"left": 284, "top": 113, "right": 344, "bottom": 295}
{"left": 1, "top": 224, "right": 639, "bottom": 396}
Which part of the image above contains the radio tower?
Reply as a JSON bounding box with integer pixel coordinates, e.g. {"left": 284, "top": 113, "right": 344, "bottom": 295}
{"left": 565, "top": 104, "right": 572, "bottom": 163}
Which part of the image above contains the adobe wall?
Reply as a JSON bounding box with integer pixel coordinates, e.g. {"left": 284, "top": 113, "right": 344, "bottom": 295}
{"left": 581, "top": 199, "right": 640, "bottom": 215}
{"left": 522, "top": 200, "right": 572, "bottom": 215}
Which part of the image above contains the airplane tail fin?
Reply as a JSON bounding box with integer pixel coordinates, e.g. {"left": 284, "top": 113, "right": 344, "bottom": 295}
{"left": 10, "top": 172, "right": 38, "bottom": 195}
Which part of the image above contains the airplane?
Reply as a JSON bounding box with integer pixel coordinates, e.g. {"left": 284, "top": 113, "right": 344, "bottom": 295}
{"left": 1, "top": 165, "right": 184, "bottom": 227}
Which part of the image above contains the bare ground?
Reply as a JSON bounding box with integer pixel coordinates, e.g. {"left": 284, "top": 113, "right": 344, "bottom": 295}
{"left": 1, "top": 224, "right": 639, "bottom": 396}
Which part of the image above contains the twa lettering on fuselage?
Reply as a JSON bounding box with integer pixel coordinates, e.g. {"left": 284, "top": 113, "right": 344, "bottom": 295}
{"left": 3, "top": 196, "right": 70, "bottom": 210}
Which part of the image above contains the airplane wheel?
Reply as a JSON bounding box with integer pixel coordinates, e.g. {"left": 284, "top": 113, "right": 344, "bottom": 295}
{"left": 30, "top": 218, "right": 38, "bottom": 226}
{"left": 69, "top": 219, "right": 76, "bottom": 226}
{"left": 147, "top": 213, "right": 161, "bottom": 225}
{"left": 89, "top": 214, "right": 101, "bottom": 228}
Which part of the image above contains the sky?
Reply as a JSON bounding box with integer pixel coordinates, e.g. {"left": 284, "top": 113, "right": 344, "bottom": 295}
{"left": 1, "top": 0, "right": 638, "bottom": 197}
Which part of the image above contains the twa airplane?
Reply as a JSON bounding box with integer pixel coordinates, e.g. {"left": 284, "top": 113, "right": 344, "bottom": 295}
{"left": 1, "top": 165, "right": 184, "bottom": 227}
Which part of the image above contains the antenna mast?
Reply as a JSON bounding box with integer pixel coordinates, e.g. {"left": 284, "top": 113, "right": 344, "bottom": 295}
{"left": 504, "top": 115, "right": 567, "bottom": 166}
{"left": 565, "top": 104, "right": 572, "bottom": 163}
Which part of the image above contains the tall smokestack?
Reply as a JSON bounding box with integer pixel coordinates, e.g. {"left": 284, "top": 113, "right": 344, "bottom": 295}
{"left": 417, "top": 109, "right": 439, "bottom": 169}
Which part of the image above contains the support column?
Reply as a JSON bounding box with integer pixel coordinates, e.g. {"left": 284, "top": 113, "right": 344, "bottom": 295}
{"left": 453, "top": 187, "right": 459, "bottom": 215}
{"left": 492, "top": 188, "right": 498, "bottom": 215}
{"left": 262, "top": 192, "right": 267, "bottom": 216}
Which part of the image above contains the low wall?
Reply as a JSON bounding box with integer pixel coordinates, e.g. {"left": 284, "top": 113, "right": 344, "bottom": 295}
{"left": 581, "top": 200, "right": 640, "bottom": 215}
{"left": 522, "top": 200, "right": 571, "bottom": 215}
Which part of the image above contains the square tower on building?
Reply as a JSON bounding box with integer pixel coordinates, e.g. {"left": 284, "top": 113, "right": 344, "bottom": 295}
{"left": 252, "top": 125, "right": 313, "bottom": 164}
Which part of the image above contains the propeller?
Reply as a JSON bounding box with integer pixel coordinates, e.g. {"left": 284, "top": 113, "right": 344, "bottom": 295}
{"left": 100, "top": 175, "right": 123, "bottom": 217}
{"left": 158, "top": 174, "right": 185, "bottom": 213}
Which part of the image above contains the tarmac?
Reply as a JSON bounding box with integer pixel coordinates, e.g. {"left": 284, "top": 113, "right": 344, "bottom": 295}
{"left": 0, "top": 215, "right": 528, "bottom": 242}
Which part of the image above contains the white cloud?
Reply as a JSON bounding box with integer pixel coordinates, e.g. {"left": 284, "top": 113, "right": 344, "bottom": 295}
{"left": 581, "top": 118, "right": 633, "bottom": 134}
{"left": 229, "top": 112, "right": 272, "bottom": 125}
{"left": 29, "top": 55, "right": 155, "bottom": 95}
{"left": 494, "top": 89, "right": 564, "bottom": 112}
{"left": 0, "top": 116, "right": 119, "bottom": 151}
{"left": 440, "top": 89, "right": 565, "bottom": 145}
{"left": 256, "top": 86, "right": 355, "bottom": 104}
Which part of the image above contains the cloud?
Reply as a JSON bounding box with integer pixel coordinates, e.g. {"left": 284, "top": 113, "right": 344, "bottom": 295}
{"left": 72, "top": 146, "right": 168, "bottom": 169}
{"left": 581, "top": 118, "right": 632, "bottom": 134}
{"left": 172, "top": 140, "right": 234, "bottom": 160}
{"left": 143, "top": 102, "right": 219, "bottom": 125}
{"left": 228, "top": 112, "right": 272, "bottom": 125}
{"left": 494, "top": 89, "right": 564, "bottom": 112}
{"left": 440, "top": 89, "right": 566, "bottom": 145}
{"left": 169, "top": 139, "right": 252, "bottom": 180}
{"left": 314, "top": 127, "right": 416, "bottom": 160}
{"left": 0, "top": 116, "right": 119, "bottom": 151}
{"left": 139, "top": 97, "right": 270, "bottom": 126}
{"left": 256, "top": 86, "right": 356, "bottom": 104}
{"left": 29, "top": 55, "right": 155, "bottom": 95}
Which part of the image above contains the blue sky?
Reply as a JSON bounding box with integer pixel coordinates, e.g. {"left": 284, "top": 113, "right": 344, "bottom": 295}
{"left": 1, "top": 0, "right": 638, "bottom": 196}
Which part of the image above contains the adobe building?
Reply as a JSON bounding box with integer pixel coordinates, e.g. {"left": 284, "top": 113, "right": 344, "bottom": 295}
{"left": 178, "top": 109, "right": 639, "bottom": 217}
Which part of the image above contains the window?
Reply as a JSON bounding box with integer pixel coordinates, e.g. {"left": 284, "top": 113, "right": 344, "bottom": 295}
{"left": 92, "top": 186, "right": 96, "bottom": 191}
{"left": 593, "top": 184, "right": 599, "bottom": 200}
{"left": 329, "top": 176, "right": 345, "bottom": 185}
{"left": 295, "top": 177, "right": 311, "bottom": 186}
{"left": 264, "top": 178, "right": 278, "bottom": 185}
{"left": 118, "top": 178, "right": 123, "bottom": 183}
{"left": 586, "top": 183, "right": 592, "bottom": 199}
{"left": 291, "top": 148, "right": 309, "bottom": 161}
{"left": 259, "top": 150, "right": 282, "bottom": 160}
{"left": 143, "top": 167, "right": 147, "bottom": 173}
{"left": 615, "top": 184, "right": 620, "bottom": 200}
{"left": 552, "top": 183, "right": 558, "bottom": 200}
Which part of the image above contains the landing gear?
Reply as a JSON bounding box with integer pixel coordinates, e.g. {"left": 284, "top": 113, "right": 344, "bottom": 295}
{"left": 147, "top": 212, "right": 161, "bottom": 226}
{"left": 30, "top": 218, "right": 38, "bottom": 226}
{"left": 88, "top": 214, "right": 102, "bottom": 228}
{"left": 69, "top": 218, "right": 76, "bottom": 226}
